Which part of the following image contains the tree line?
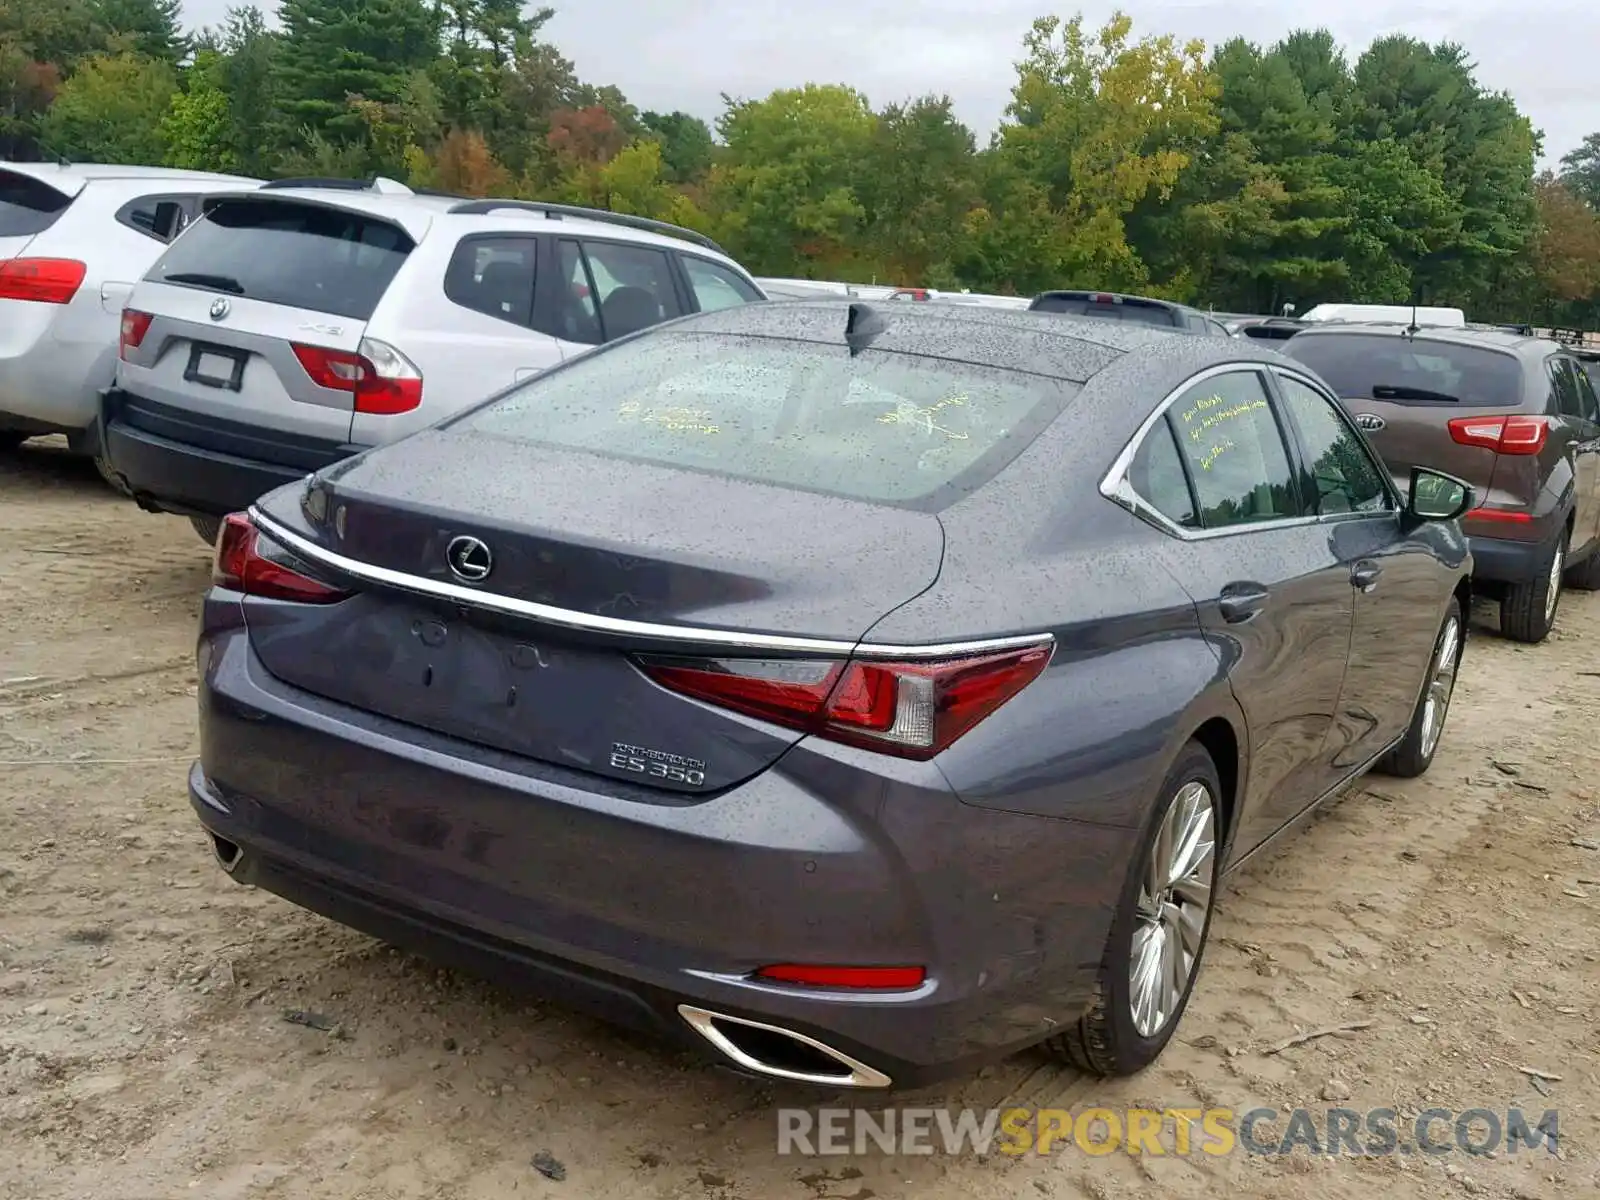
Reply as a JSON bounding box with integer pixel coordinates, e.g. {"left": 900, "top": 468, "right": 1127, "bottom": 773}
{"left": 5, "top": 1, "right": 1600, "bottom": 326}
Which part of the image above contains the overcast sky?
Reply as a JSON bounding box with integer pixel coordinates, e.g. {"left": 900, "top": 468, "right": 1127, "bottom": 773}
{"left": 191, "top": 0, "right": 1596, "bottom": 165}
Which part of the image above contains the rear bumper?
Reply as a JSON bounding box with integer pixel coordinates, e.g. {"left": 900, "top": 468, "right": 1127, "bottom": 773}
{"left": 1466, "top": 528, "right": 1554, "bottom": 585}
{"left": 192, "top": 616, "right": 1128, "bottom": 1086}
{"left": 102, "top": 388, "right": 357, "bottom": 517}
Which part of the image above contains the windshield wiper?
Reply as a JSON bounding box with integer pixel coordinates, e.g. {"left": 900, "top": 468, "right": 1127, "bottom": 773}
{"left": 162, "top": 271, "right": 245, "bottom": 294}
{"left": 1369, "top": 384, "right": 1460, "bottom": 403}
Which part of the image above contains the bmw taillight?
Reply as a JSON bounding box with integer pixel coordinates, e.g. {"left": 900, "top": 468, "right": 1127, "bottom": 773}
{"left": 119, "top": 309, "right": 153, "bottom": 358}
{"left": 212, "top": 512, "right": 350, "bottom": 603}
{"left": 1448, "top": 414, "right": 1548, "bottom": 456}
{"left": 0, "top": 257, "right": 86, "bottom": 304}
{"left": 635, "top": 643, "right": 1053, "bottom": 761}
{"left": 291, "top": 336, "right": 422, "bottom": 414}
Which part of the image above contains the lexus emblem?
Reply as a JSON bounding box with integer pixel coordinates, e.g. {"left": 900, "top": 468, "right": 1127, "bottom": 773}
{"left": 445, "top": 535, "right": 493, "bottom": 583}
{"left": 1355, "top": 413, "right": 1386, "bottom": 432}
{"left": 208, "top": 296, "right": 231, "bottom": 321}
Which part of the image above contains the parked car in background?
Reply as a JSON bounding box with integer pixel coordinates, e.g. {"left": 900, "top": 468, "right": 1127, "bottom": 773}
{"left": 190, "top": 299, "right": 1471, "bottom": 1090}
{"left": 1226, "top": 316, "right": 1310, "bottom": 342}
{"left": 1029, "top": 290, "right": 1232, "bottom": 336}
{"left": 1283, "top": 323, "right": 1600, "bottom": 643}
{"left": 103, "top": 177, "right": 767, "bottom": 542}
{"left": 1299, "top": 303, "right": 1467, "bottom": 327}
{"left": 1576, "top": 347, "right": 1600, "bottom": 396}
{"left": 0, "top": 162, "right": 260, "bottom": 483}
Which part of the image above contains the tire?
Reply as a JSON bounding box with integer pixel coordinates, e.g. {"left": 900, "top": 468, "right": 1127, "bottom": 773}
{"left": 0, "top": 431, "right": 28, "bottom": 452}
{"left": 1564, "top": 547, "right": 1600, "bottom": 592}
{"left": 189, "top": 515, "right": 222, "bottom": 545}
{"left": 1044, "top": 741, "right": 1222, "bottom": 1076}
{"left": 1376, "top": 597, "right": 1463, "bottom": 779}
{"left": 1500, "top": 528, "right": 1567, "bottom": 644}
{"left": 93, "top": 455, "right": 133, "bottom": 497}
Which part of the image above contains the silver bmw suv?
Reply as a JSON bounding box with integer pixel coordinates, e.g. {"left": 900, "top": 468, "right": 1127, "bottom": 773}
{"left": 102, "top": 176, "right": 768, "bottom": 540}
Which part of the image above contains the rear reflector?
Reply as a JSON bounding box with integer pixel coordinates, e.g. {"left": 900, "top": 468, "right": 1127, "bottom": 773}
{"left": 1448, "top": 414, "right": 1548, "bottom": 456}
{"left": 0, "top": 257, "right": 85, "bottom": 304}
{"left": 119, "top": 309, "right": 153, "bottom": 358}
{"left": 636, "top": 643, "right": 1053, "bottom": 760}
{"left": 213, "top": 512, "right": 350, "bottom": 603}
{"left": 1464, "top": 507, "right": 1533, "bottom": 524}
{"left": 753, "top": 964, "right": 926, "bottom": 990}
{"left": 291, "top": 336, "right": 422, "bottom": 414}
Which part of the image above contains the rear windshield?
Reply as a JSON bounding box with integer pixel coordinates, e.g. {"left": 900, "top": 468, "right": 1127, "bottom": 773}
{"left": 0, "top": 171, "right": 73, "bottom": 237}
{"left": 147, "top": 198, "right": 414, "bottom": 320}
{"left": 1029, "top": 294, "right": 1181, "bottom": 327}
{"left": 455, "top": 331, "right": 1077, "bottom": 508}
{"left": 1284, "top": 333, "right": 1525, "bottom": 408}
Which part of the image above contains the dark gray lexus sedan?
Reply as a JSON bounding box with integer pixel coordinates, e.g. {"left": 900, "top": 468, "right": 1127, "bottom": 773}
{"left": 192, "top": 299, "right": 1473, "bottom": 1089}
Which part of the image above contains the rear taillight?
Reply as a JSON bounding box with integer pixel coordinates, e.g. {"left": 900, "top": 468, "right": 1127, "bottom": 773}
{"left": 636, "top": 643, "right": 1053, "bottom": 761}
{"left": 1448, "top": 414, "right": 1548, "bottom": 456}
{"left": 291, "top": 336, "right": 422, "bottom": 414}
{"left": 119, "top": 309, "right": 153, "bottom": 358}
{"left": 212, "top": 512, "right": 350, "bottom": 603}
{"left": 0, "top": 257, "right": 85, "bottom": 304}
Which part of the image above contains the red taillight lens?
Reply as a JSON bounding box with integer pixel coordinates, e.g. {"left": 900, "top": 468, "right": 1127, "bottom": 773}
{"left": 753, "top": 964, "right": 926, "bottom": 990}
{"left": 1448, "top": 414, "right": 1548, "bottom": 456}
{"left": 636, "top": 643, "right": 1053, "bottom": 760}
{"left": 291, "top": 337, "right": 422, "bottom": 414}
{"left": 120, "top": 309, "right": 153, "bottom": 358}
{"left": 212, "top": 512, "right": 350, "bottom": 603}
{"left": 0, "top": 257, "right": 86, "bottom": 304}
{"left": 1464, "top": 507, "right": 1533, "bottom": 524}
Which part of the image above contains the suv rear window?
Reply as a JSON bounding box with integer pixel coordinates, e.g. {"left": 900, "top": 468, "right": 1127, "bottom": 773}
{"left": 148, "top": 199, "right": 414, "bottom": 321}
{"left": 0, "top": 171, "right": 73, "bottom": 237}
{"left": 455, "top": 330, "right": 1077, "bottom": 508}
{"left": 1284, "top": 333, "right": 1525, "bottom": 408}
{"left": 1029, "top": 293, "right": 1181, "bottom": 328}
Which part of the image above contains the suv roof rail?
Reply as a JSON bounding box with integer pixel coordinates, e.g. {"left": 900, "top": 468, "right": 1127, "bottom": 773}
{"left": 446, "top": 198, "right": 727, "bottom": 255}
{"left": 262, "top": 175, "right": 416, "bottom": 196}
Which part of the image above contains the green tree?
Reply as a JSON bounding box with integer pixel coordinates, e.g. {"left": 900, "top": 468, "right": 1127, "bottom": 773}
{"left": 213, "top": 6, "right": 279, "bottom": 176}
{"left": 39, "top": 50, "right": 176, "bottom": 163}
{"left": 159, "top": 48, "right": 236, "bottom": 170}
{"left": 273, "top": 0, "right": 438, "bottom": 145}
{"left": 858, "top": 95, "right": 979, "bottom": 285}
{"left": 638, "top": 110, "right": 714, "bottom": 183}
{"left": 1560, "top": 133, "right": 1600, "bottom": 210}
{"left": 88, "top": 0, "right": 189, "bottom": 62}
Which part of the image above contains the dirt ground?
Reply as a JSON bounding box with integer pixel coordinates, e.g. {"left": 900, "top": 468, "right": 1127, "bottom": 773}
{"left": 1, "top": 437, "right": 1596, "bottom": 1200}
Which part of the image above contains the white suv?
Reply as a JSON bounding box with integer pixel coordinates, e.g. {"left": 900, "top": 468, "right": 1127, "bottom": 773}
{"left": 104, "top": 176, "right": 768, "bottom": 540}
{"left": 0, "top": 163, "right": 260, "bottom": 478}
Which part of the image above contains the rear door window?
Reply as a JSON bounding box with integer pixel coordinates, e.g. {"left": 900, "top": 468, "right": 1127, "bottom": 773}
{"left": 0, "top": 171, "right": 73, "bottom": 237}
{"left": 1552, "top": 358, "right": 1589, "bottom": 421}
{"left": 1573, "top": 359, "right": 1600, "bottom": 422}
{"left": 444, "top": 235, "right": 536, "bottom": 327}
{"left": 579, "top": 240, "right": 683, "bottom": 339}
{"left": 1284, "top": 334, "right": 1524, "bottom": 408}
{"left": 147, "top": 199, "right": 414, "bottom": 320}
{"left": 1169, "top": 370, "right": 1302, "bottom": 528}
{"left": 456, "top": 330, "right": 1077, "bottom": 509}
{"left": 682, "top": 255, "right": 763, "bottom": 311}
{"left": 1127, "top": 417, "right": 1199, "bottom": 529}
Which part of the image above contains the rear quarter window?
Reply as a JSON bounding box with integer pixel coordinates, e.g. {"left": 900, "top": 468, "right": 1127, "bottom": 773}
{"left": 1284, "top": 333, "right": 1525, "bottom": 408}
{"left": 453, "top": 330, "right": 1078, "bottom": 509}
{"left": 147, "top": 199, "right": 414, "bottom": 321}
{"left": 0, "top": 172, "right": 73, "bottom": 237}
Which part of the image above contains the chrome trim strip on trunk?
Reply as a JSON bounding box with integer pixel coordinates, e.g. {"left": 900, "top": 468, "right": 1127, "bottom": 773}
{"left": 247, "top": 505, "right": 1055, "bottom": 661}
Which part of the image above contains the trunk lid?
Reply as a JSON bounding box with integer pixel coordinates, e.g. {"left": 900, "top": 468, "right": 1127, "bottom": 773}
{"left": 243, "top": 431, "right": 945, "bottom": 794}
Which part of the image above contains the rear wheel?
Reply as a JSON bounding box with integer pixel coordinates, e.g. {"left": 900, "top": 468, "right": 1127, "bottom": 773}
{"left": 93, "top": 455, "right": 132, "bottom": 497}
{"left": 1045, "top": 741, "right": 1221, "bottom": 1076}
{"left": 1377, "top": 598, "right": 1462, "bottom": 778}
{"left": 1564, "top": 546, "right": 1600, "bottom": 592}
{"left": 189, "top": 515, "right": 222, "bottom": 546}
{"left": 1501, "top": 529, "right": 1566, "bottom": 644}
{"left": 0, "top": 431, "right": 28, "bottom": 452}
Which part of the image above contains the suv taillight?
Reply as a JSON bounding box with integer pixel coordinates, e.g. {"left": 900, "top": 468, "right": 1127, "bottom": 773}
{"left": 212, "top": 513, "right": 350, "bottom": 603}
{"left": 0, "top": 257, "right": 85, "bottom": 304}
{"left": 120, "top": 309, "right": 153, "bottom": 358}
{"left": 291, "top": 337, "right": 422, "bottom": 414}
{"left": 635, "top": 644, "right": 1053, "bottom": 761}
{"left": 1447, "top": 414, "right": 1548, "bottom": 457}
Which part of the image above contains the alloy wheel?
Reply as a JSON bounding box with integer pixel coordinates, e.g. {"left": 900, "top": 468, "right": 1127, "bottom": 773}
{"left": 1420, "top": 615, "right": 1462, "bottom": 760}
{"left": 1129, "top": 781, "right": 1216, "bottom": 1038}
{"left": 1546, "top": 542, "right": 1565, "bottom": 625}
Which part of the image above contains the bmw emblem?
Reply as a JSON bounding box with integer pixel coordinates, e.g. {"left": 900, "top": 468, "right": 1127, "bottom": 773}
{"left": 208, "top": 296, "right": 231, "bottom": 321}
{"left": 445, "top": 535, "right": 493, "bottom": 583}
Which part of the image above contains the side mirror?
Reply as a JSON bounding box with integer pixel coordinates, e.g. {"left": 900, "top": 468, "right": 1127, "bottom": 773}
{"left": 1407, "top": 466, "right": 1474, "bottom": 522}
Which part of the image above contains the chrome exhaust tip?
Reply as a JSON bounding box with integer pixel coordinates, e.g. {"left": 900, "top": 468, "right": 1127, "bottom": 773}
{"left": 678, "top": 1004, "right": 892, "bottom": 1089}
{"left": 208, "top": 833, "right": 243, "bottom": 875}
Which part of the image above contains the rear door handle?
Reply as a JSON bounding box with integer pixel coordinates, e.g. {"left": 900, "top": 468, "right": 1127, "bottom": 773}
{"left": 1352, "top": 561, "right": 1383, "bottom": 592}
{"left": 1218, "top": 583, "right": 1269, "bottom": 624}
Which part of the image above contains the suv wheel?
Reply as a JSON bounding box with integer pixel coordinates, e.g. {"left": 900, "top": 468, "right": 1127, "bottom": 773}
{"left": 1044, "top": 741, "right": 1221, "bottom": 1076}
{"left": 189, "top": 515, "right": 222, "bottom": 546}
{"left": 1564, "top": 546, "right": 1600, "bottom": 592}
{"left": 1501, "top": 529, "right": 1566, "bottom": 644}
